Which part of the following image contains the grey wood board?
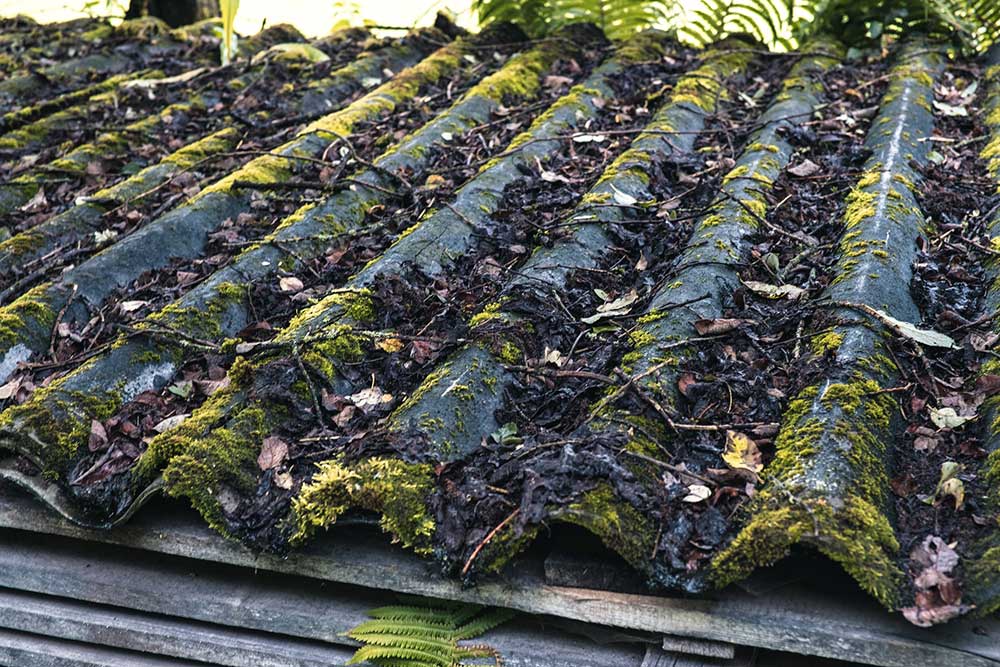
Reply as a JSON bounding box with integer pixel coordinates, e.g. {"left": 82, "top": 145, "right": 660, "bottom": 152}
{"left": 642, "top": 645, "right": 755, "bottom": 666}
{"left": 0, "top": 527, "right": 644, "bottom": 667}
{"left": 0, "top": 588, "right": 354, "bottom": 667}
{"left": 0, "top": 627, "right": 213, "bottom": 667}
{"left": 0, "top": 486, "right": 997, "bottom": 667}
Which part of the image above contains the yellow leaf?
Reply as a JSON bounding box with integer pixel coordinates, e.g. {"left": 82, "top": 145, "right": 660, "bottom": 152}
{"left": 376, "top": 338, "right": 404, "bottom": 353}
{"left": 722, "top": 430, "right": 762, "bottom": 474}
{"left": 424, "top": 174, "right": 446, "bottom": 189}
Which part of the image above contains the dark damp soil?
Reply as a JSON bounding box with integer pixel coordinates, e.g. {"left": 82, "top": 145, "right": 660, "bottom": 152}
{"left": 890, "top": 62, "right": 1000, "bottom": 613}
{"left": 400, "top": 52, "right": 804, "bottom": 582}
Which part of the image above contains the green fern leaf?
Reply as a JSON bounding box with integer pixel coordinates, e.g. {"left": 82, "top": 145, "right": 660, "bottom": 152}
{"left": 347, "top": 601, "right": 514, "bottom": 667}
{"left": 454, "top": 608, "right": 517, "bottom": 640}
{"left": 348, "top": 645, "right": 451, "bottom": 666}
{"left": 348, "top": 620, "right": 456, "bottom": 640}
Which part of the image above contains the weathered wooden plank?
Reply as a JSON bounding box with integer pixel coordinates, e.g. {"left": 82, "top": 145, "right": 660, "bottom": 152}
{"left": 0, "top": 522, "right": 644, "bottom": 667}
{"left": 0, "top": 627, "right": 210, "bottom": 667}
{"left": 0, "top": 588, "right": 353, "bottom": 667}
{"left": 642, "top": 646, "right": 754, "bottom": 667}
{"left": 661, "top": 636, "right": 737, "bottom": 660}
{"left": 0, "top": 486, "right": 996, "bottom": 667}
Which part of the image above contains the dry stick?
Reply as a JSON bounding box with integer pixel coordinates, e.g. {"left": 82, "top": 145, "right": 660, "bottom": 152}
{"left": 48, "top": 284, "right": 78, "bottom": 360}
{"left": 502, "top": 365, "right": 615, "bottom": 384}
{"left": 619, "top": 449, "right": 718, "bottom": 486}
{"left": 461, "top": 508, "right": 520, "bottom": 576}
{"left": 719, "top": 189, "right": 812, "bottom": 245}
{"left": 0, "top": 247, "right": 87, "bottom": 306}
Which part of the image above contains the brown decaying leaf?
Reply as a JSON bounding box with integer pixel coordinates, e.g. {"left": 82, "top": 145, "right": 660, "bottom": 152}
{"left": 693, "top": 318, "right": 755, "bottom": 336}
{"left": 258, "top": 436, "right": 289, "bottom": 470}
{"left": 901, "top": 535, "right": 970, "bottom": 627}
{"left": 88, "top": 420, "right": 107, "bottom": 452}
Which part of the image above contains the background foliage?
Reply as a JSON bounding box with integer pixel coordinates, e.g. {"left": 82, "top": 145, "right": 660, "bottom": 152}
{"left": 474, "top": 0, "right": 1000, "bottom": 51}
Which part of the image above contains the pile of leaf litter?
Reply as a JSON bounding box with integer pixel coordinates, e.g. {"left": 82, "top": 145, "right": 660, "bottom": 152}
{"left": 889, "top": 62, "right": 1000, "bottom": 626}
{"left": 412, "top": 50, "right": 794, "bottom": 581}
{"left": 9, "top": 32, "right": 545, "bottom": 498}
{"left": 217, "top": 42, "right": 701, "bottom": 550}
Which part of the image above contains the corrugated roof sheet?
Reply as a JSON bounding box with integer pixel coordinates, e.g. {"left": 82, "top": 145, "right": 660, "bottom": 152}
{"left": 1, "top": 13, "right": 1000, "bottom": 627}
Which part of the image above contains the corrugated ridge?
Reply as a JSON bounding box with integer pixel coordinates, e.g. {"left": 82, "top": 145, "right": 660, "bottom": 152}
{"left": 710, "top": 39, "right": 945, "bottom": 609}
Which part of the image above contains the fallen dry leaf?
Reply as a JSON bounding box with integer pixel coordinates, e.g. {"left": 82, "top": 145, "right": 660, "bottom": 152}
{"left": 581, "top": 290, "right": 639, "bottom": 324}
{"left": 722, "top": 430, "right": 763, "bottom": 476}
{"left": 929, "top": 406, "right": 974, "bottom": 430}
{"left": 682, "top": 484, "right": 711, "bottom": 503}
{"left": 88, "top": 420, "right": 107, "bottom": 452}
{"left": 119, "top": 300, "right": 149, "bottom": 313}
{"left": 258, "top": 436, "right": 289, "bottom": 470}
{"left": 279, "top": 276, "right": 304, "bottom": 293}
{"left": 693, "top": 318, "right": 754, "bottom": 336}
{"left": 274, "top": 471, "right": 294, "bottom": 490}
{"left": 787, "top": 159, "right": 821, "bottom": 177}
{"left": 902, "top": 535, "right": 970, "bottom": 627}
{"left": 153, "top": 413, "right": 190, "bottom": 433}
{"left": 376, "top": 337, "right": 404, "bottom": 353}
{"left": 349, "top": 386, "right": 393, "bottom": 414}
{"left": 0, "top": 377, "right": 20, "bottom": 401}
{"left": 742, "top": 279, "right": 805, "bottom": 301}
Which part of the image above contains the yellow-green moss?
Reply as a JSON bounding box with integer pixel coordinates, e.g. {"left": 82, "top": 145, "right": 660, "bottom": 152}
{"left": 162, "top": 404, "right": 270, "bottom": 534}
{"left": 0, "top": 282, "right": 57, "bottom": 348}
{"left": 469, "top": 299, "right": 509, "bottom": 328}
{"left": 144, "top": 281, "right": 245, "bottom": 341}
{"left": 133, "top": 381, "right": 241, "bottom": 485}
{"left": 711, "top": 496, "right": 902, "bottom": 608}
{"left": 498, "top": 340, "right": 521, "bottom": 364}
{"left": 748, "top": 142, "right": 780, "bottom": 153}
{"left": 0, "top": 368, "right": 121, "bottom": 474}
{"left": 290, "top": 456, "right": 436, "bottom": 552}
{"left": 810, "top": 331, "right": 843, "bottom": 356}
{"left": 551, "top": 483, "right": 656, "bottom": 572}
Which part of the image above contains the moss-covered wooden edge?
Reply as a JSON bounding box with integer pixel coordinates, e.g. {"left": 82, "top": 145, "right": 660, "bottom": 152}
{"left": 710, "top": 40, "right": 945, "bottom": 610}
{"left": 966, "top": 49, "right": 1000, "bottom": 616}
{"left": 151, "top": 30, "right": 672, "bottom": 542}
{"left": 0, "top": 25, "right": 539, "bottom": 526}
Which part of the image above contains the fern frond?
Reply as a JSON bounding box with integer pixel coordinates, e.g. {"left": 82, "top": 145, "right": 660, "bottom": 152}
{"left": 348, "top": 645, "right": 451, "bottom": 667}
{"left": 454, "top": 608, "right": 517, "bottom": 640}
{"left": 472, "top": 0, "right": 999, "bottom": 52}
{"left": 347, "top": 602, "right": 514, "bottom": 667}
{"left": 347, "top": 634, "right": 456, "bottom": 653}
{"left": 365, "top": 605, "right": 468, "bottom": 623}
{"left": 348, "top": 620, "right": 456, "bottom": 640}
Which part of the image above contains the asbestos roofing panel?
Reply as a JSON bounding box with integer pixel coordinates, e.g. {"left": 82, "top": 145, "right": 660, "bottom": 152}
{"left": 1, "top": 13, "right": 1000, "bottom": 630}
